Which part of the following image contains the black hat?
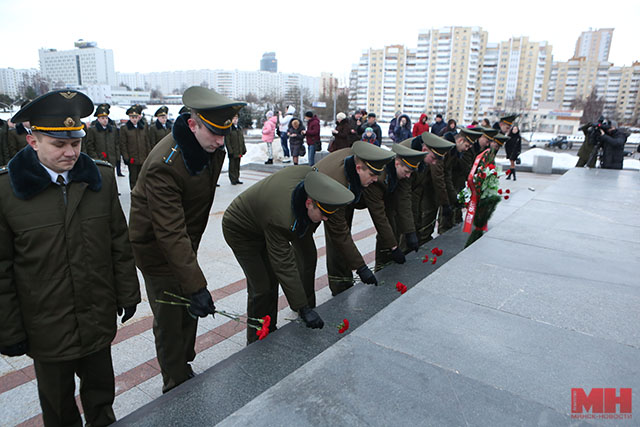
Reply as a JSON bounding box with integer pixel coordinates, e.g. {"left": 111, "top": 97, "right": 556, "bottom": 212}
{"left": 126, "top": 104, "right": 145, "bottom": 116}
{"left": 155, "top": 106, "right": 169, "bottom": 117}
{"left": 351, "top": 140, "right": 395, "bottom": 174}
{"left": 458, "top": 127, "right": 482, "bottom": 143}
{"left": 179, "top": 106, "right": 190, "bottom": 115}
{"left": 367, "top": 113, "right": 376, "bottom": 119}
{"left": 492, "top": 133, "right": 509, "bottom": 146}
{"left": 94, "top": 103, "right": 110, "bottom": 117}
{"left": 392, "top": 143, "right": 427, "bottom": 171}
{"left": 182, "top": 86, "right": 246, "bottom": 136}
{"left": 12, "top": 90, "right": 93, "bottom": 139}
{"left": 499, "top": 114, "right": 519, "bottom": 125}
{"left": 436, "top": 114, "right": 443, "bottom": 119}
{"left": 305, "top": 111, "right": 313, "bottom": 118}
{"left": 476, "top": 126, "right": 499, "bottom": 139}
{"left": 418, "top": 132, "right": 454, "bottom": 158}
{"left": 304, "top": 170, "right": 355, "bottom": 215}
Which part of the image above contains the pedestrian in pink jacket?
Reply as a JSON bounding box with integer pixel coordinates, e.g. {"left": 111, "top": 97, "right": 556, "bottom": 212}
{"left": 262, "top": 111, "right": 277, "bottom": 164}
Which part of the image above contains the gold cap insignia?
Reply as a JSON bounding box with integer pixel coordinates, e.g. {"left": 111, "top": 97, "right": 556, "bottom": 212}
{"left": 60, "top": 91, "right": 77, "bottom": 99}
{"left": 64, "top": 117, "right": 76, "bottom": 127}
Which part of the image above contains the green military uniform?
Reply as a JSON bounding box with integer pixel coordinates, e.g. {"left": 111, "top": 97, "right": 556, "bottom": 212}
{"left": 224, "top": 121, "right": 246, "bottom": 184}
{"left": 363, "top": 143, "right": 425, "bottom": 269}
{"left": 401, "top": 133, "right": 455, "bottom": 247}
{"left": 7, "top": 122, "right": 29, "bottom": 160}
{"left": 315, "top": 141, "right": 395, "bottom": 295}
{"left": 120, "top": 104, "right": 151, "bottom": 190}
{"left": 441, "top": 128, "right": 482, "bottom": 232}
{"left": 149, "top": 106, "right": 172, "bottom": 148}
{"left": 576, "top": 126, "right": 598, "bottom": 168}
{"left": 128, "top": 87, "right": 245, "bottom": 393}
{"left": 223, "top": 167, "right": 354, "bottom": 343}
{"left": 0, "top": 90, "right": 140, "bottom": 426}
{"left": 85, "top": 104, "right": 120, "bottom": 166}
{"left": 0, "top": 118, "right": 8, "bottom": 165}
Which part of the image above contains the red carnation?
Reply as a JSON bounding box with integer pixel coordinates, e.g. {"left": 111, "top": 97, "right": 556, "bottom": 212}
{"left": 498, "top": 189, "right": 503, "bottom": 195}
{"left": 436, "top": 248, "right": 443, "bottom": 256}
{"left": 256, "top": 325, "right": 269, "bottom": 340}
{"left": 506, "top": 189, "right": 511, "bottom": 194}
{"left": 396, "top": 282, "right": 407, "bottom": 294}
{"left": 488, "top": 164, "right": 495, "bottom": 170}
{"left": 422, "top": 255, "right": 429, "bottom": 263}
{"left": 431, "top": 247, "right": 439, "bottom": 255}
{"left": 261, "top": 315, "right": 271, "bottom": 329}
{"left": 504, "top": 195, "right": 510, "bottom": 200}
{"left": 101, "top": 151, "right": 107, "bottom": 159}
{"left": 338, "top": 319, "right": 350, "bottom": 334}
{"left": 431, "top": 257, "right": 437, "bottom": 265}
{"left": 130, "top": 158, "right": 135, "bottom": 164}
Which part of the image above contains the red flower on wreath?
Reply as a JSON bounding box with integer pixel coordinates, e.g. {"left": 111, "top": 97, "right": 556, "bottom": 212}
{"left": 504, "top": 195, "right": 510, "bottom": 200}
{"left": 256, "top": 326, "right": 269, "bottom": 340}
{"left": 101, "top": 151, "right": 107, "bottom": 159}
{"left": 488, "top": 164, "right": 495, "bottom": 170}
{"left": 506, "top": 189, "right": 511, "bottom": 194}
{"left": 338, "top": 319, "right": 350, "bottom": 333}
{"left": 261, "top": 315, "right": 271, "bottom": 329}
{"left": 498, "top": 189, "right": 503, "bottom": 195}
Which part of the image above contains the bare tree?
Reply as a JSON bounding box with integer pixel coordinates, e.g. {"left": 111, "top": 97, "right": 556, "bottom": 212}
{"left": 571, "top": 87, "right": 604, "bottom": 124}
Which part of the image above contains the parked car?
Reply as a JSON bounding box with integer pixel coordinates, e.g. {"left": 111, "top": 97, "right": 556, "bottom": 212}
{"left": 547, "top": 135, "right": 572, "bottom": 150}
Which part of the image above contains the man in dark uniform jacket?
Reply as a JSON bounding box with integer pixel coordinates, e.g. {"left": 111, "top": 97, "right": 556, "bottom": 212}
{"left": 128, "top": 87, "right": 245, "bottom": 393}
{"left": 224, "top": 114, "right": 246, "bottom": 184}
{"left": 119, "top": 104, "right": 151, "bottom": 189}
{"left": 363, "top": 143, "right": 426, "bottom": 269}
{"left": 0, "top": 90, "right": 140, "bottom": 426}
{"left": 149, "top": 106, "right": 172, "bottom": 147}
{"left": 85, "top": 103, "right": 120, "bottom": 168}
{"left": 223, "top": 168, "right": 354, "bottom": 343}
{"left": 315, "top": 141, "right": 395, "bottom": 295}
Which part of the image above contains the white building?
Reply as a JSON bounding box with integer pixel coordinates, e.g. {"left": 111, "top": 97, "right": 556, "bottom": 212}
{"left": 0, "top": 68, "right": 39, "bottom": 98}
{"left": 39, "top": 40, "right": 116, "bottom": 87}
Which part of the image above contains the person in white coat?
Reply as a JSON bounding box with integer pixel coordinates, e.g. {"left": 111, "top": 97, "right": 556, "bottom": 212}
{"left": 278, "top": 105, "right": 295, "bottom": 163}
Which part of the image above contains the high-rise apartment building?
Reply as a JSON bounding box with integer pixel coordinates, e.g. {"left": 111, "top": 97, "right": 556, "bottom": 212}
{"left": 573, "top": 28, "right": 614, "bottom": 62}
{"left": 0, "top": 68, "right": 39, "bottom": 98}
{"left": 39, "top": 40, "right": 115, "bottom": 87}
{"left": 260, "top": 52, "right": 277, "bottom": 73}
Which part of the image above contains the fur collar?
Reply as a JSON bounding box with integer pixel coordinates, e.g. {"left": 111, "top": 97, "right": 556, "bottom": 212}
{"left": 172, "top": 113, "right": 211, "bottom": 176}
{"left": 8, "top": 146, "right": 102, "bottom": 200}
{"left": 95, "top": 122, "right": 113, "bottom": 132}
{"left": 155, "top": 120, "right": 172, "bottom": 130}
{"left": 126, "top": 121, "right": 145, "bottom": 131}
{"left": 384, "top": 162, "right": 398, "bottom": 193}
{"left": 290, "top": 181, "right": 311, "bottom": 238}
{"left": 344, "top": 155, "right": 363, "bottom": 203}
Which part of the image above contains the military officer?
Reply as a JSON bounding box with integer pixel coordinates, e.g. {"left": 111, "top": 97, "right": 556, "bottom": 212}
{"left": 128, "top": 87, "right": 245, "bottom": 393}
{"left": 0, "top": 90, "right": 140, "bottom": 426}
{"left": 223, "top": 168, "right": 354, "bottom": 343}
{"left": 493, "top": 114, "right": 518, "bottom": 135}
{"left": 149, "top": 105, "right": 172, "bottom": 147}
{"left": 441, "top": 128, "right": 482, "bottom": 232}
{"left": 401, "top": 133, "right": 455, "bottom": 247}
{"left": 224, "top": 114, "right": 246, "bottom": 185}
{"left": 119, "top": 104, "right": 151, "bottom": 189}
{"left": 85, "top": 103, "right": 120, "bottom": 167}
{"left": 315, "top": 140, "right": 395, "bottom": 295}
{"left": 362, "top": 143, "right": 426, "bottom": 269}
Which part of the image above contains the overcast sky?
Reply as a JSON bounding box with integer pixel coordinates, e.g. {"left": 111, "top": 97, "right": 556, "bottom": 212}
{"left": 1, "top": 0, "right": 638, "bottom": 84}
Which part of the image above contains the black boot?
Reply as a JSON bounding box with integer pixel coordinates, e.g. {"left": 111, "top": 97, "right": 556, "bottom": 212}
{"left": 264, "top": 159, "right": 273, "bottom": 165}
{"left": 506, "top": 168, "right": 512, "bottom": 180}
{"left": 512, "top": 168, "right": 517, "bottom": 181}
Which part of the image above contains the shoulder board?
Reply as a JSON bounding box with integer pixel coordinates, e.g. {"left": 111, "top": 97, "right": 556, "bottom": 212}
{"left": 0, "top": 165, "right": 9, "bottom": 175}
{"left": 93, "top": 159, "right": 113, "bottom": 168}
{"left": 163, "top": 143, "right": 180, "bottom": 165}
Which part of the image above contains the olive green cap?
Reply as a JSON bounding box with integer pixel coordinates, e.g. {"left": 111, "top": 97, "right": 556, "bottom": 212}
{"left": 154, "top": 106, "right": 169, "bottom": 117}
{"left": 420, "top": 132, "right": 454, "bottom": 158}
{"left": 476, "top": 126, "right": 499, "bottom": 138}
{"left": 351, "top": 140, "right": 395, "bottom": 174}
{"left": 392, "top": 142, "right": 427, "bottom": 170}
{"left": 500, "top": 114, "right": 519, "bottom": 125}
{"left": 304, "top": 170, "right": 355, "bottom": 214}
{"left": 94, "top": 103, "right": 110, "bottom": 117}
{"left": 182, "top": 86, "right": 246, "bottom": 136}
{"left": 458, "top": 127, "right": 482, "bottom": 143}
{"left": 493, "top": 133, "right": 509, "bottom": 146}
{"left": 179, "top": 106, "right": 190, "bottom": 115}
{"left": 12, "top": 90, "right": 93, "bottom": 139}
{"left": 126, "top": 104, "right": 145, "bottom": 116}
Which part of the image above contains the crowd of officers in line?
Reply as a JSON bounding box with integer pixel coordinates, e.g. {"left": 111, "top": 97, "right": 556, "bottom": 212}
{"left": 0, "top": 85, "right": 518, "bottom": 426}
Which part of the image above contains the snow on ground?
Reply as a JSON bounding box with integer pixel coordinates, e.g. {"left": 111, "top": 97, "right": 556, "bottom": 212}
{"left": 495, "top": 148, "right": 640, "bottom": 170}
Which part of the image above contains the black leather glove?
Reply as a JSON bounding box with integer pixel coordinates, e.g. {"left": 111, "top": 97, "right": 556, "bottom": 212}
{"left": 390, "top": 247, "right": 406, "bottom": 264}
{"left": 442, "top": 204, "right": 453, "bottom": 217}
{"left": 117, "top": 306, "right": 137, "bottom": 324}
{"left": 356, "top": 265, "right": 378, "bottom": 285}
{"left": 298, "top": 306, "right": 324, "bottom": 329}
{"left": 188, "top": 288, "right": 216, "bottom": 318}
{"left": 0, "top": 340, "right": 28, "bottom": 357}
{"left": 405, "top": 232, "right": 419, "bottom": 252}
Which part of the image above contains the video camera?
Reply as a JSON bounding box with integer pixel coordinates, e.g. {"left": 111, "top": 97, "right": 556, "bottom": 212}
{"left": 581, "top": 116, "right": 611, "bottom": 135}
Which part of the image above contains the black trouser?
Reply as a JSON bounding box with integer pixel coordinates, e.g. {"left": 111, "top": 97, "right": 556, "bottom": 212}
{"left": 33, "top": 347, "right": 116, "bottom": 427}
{"left": 128, "top": 164, "right": 141, "bottom": 190}
{"left": 228, "top": 156, "right": 241, "bottom": 183}
{"left": 144, "top": 273, "right": 198, "bottom": 393}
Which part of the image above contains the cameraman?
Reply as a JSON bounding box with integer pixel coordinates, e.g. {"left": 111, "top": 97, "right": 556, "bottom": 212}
{"left": 576, "top": 122, "right": 599, "bottom": 168}
{"left": 598, "top": 120, "right": 626, "bottom": 169}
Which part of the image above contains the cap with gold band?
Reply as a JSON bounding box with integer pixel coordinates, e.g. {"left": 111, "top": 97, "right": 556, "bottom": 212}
{"left": 392, "top": 142, "right": 427, "bottom": 170}
{"left": 12, "top": 90, "right": 93, "bottom": 139}
{"left": 304, "top": 170, "right": 355, "bottom": 215}
{"left": 154, "top": 106, "right": 169, "bottom": 117}
{"left": 182, "top": 86, "right": 246, "bottom": 136}
{"left": 476, "top": 126, "right": 499, "bottom": 139}
{"left": 126, "top": 104, "right": 145, "bottom": 116}
{"left": 94, "top": 103, "right": 110, "bottom": 117}
{"left": 458, "top": 127, "right": 482, "bottom": 144}
{"left": 417, "top": 132, "right": 455, "bottom": 158}
{"left": 492, "top": 133, "right": 509, "bottom": 146}
{"left": 477, "top": 127, "right": 508, "bottom": 146}
{"left": 500, "top": 114, "right": 519, "bottom": 126}
{"left": 351, "top": 140, "right": 395, "bottom": 175}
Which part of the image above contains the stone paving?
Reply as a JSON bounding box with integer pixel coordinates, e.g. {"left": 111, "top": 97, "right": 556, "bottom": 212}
{"left": 1, "top": 164, "right": 561, "bottom": 426}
